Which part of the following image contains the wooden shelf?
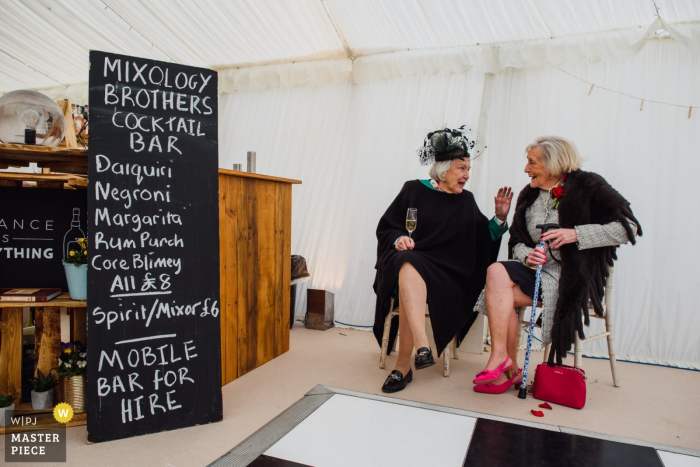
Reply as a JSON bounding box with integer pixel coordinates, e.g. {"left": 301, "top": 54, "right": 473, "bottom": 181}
{"left": 0, "top": 171, "right": 87, "bottom": 189}
{"left": 0, "top": 143, "right": 87, "bottom": 175}
{"left": 0, "top": 292, "right": 86, "bottom": 308}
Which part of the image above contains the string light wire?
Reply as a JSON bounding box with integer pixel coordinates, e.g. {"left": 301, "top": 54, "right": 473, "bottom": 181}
{"left": 553, "top": 65, "right": 694, "bottom": 117}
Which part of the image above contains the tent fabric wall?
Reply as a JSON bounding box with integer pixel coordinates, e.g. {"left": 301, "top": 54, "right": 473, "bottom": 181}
{"left": 31, "top": 19, "right": 700, "bottom": 101}
{"left": 219, "top": 71, "right": 486, "bottom": 327}
{"left": 219, "top": 37, "right": 699, "bottom": 368}
{"left": 476, "top": 38, "right": 700, "bottom": 368}
{"left": 3, "top": 0, "right": 700, "bottom": 97}
{"left": 1, "top": 1, "right": 699, "bottom": 367}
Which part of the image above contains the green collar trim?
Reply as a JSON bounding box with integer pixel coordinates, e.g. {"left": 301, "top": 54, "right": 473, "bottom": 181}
{"left": 420, "top": 179, "right": 440, "bottom": 191}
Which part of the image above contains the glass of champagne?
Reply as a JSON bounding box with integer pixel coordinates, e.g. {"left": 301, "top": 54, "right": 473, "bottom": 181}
{"left": 406, "top": 208, "right": 417, "bottom": 238}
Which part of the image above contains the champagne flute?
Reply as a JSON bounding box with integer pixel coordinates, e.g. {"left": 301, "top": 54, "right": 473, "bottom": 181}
{"left": 406, "top": 208, "right": 417, "bottom": 238}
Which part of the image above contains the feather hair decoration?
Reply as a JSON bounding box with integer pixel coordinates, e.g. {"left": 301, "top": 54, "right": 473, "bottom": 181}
{"left": 417, "top": 126, "right": 487, "bottom": 166}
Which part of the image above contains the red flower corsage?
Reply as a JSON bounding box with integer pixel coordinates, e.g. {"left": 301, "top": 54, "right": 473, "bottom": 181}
{"left": 550, "top": 175, "right": 566, "bottom": 209}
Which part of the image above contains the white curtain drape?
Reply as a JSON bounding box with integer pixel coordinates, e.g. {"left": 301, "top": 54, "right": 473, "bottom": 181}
{"left": 4, "top": 0, "right": 697, "bottom": 366}
{"left": 28, "top": 18, "right": 700, "bottom": 102}
{"left": 475, "top": 38, "right": 700, "bottom": 368}
{"left": 219, "top": 71, "right": 486, "bottom": 328}
{"left": 220, "top": 37, "right": 699, "bottom": 368}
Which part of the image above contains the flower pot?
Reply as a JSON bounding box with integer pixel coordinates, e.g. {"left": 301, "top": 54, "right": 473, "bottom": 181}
{"left": 0, "top": 403, "right": 15, "bottom": 427}
{"left": 31, "top": 389, "right": 54, "bottom": 410}
{"left": 59, "top": 375, "right": 86, "bottom": 413}
{"left": 63, "top": 262, "right": 87, "bottom": 300}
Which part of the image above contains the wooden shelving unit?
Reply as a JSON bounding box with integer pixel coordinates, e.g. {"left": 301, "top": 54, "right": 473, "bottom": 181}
{"left": 0, "top": 143, "right": 87, "bottom": 175}
{"left": 0, "top": 294, "right": 87, "bottom": 434}
{"left": 0, "top": 171, "right": 87, "bottom": 189}
{"left": 0, "top": 142, "right": 89, "bottom": 434}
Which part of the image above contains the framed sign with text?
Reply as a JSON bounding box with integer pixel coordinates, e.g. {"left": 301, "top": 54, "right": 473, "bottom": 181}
{"left": 0, "top": 187, "right": 87, "bottom": 290}
{"left": 87, "top": 50, "right": 221, "bottom": 443}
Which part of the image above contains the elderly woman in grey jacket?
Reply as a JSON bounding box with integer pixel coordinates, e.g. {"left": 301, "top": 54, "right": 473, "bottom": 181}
{"left": 471, "top": 136, "right": 641, "bottom": 394}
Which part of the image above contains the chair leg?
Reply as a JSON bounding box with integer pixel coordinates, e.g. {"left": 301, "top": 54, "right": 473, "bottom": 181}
{"left": 451, "top": 338, "right": 458, "bottom": 359}
{"left": 543, "top": 344, "right": 551, "bottom": 363}
{"left": 379, "top": 299, "right": 393, "bottom": 369}
{"left": 605, "top": 309, "right": 620, "bottom": 387}
{"left": 574, "top": 334, "right": 583, "bottom": 369}
{"left": 443, "top": 344, "right": 450, "bottom": 377}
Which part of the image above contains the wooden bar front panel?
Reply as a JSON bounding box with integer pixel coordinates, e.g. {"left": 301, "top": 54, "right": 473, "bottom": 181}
{"left": 219, "top": 173, "right": 292, "bottom": 385}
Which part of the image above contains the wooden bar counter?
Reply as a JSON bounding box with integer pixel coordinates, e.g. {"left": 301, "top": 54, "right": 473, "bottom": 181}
{"left": 218, "top": 169, "right": 301, "bottom": 385}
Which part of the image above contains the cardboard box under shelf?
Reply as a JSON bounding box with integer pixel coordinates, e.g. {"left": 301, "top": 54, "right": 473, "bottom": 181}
{"left": 306, "top": 289, "right": 334, "bottom": 330}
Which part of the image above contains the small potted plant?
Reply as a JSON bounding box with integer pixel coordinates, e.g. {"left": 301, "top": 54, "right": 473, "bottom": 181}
{"left": 54, "top": 341, "right": 87, "bottom": 413}
{"left": 63, "top": 238, "right": 87, "bottom": 300}
{"left": 29, "top": 369, "right": 58, "bottom": 410}
{"left": 0, "top": 394, "right": 16, "bottom": 427}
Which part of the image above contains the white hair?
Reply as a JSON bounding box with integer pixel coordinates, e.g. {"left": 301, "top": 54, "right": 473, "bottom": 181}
{"left": 429, "top": 160, "right": 452, "bottom": 181}
{"left": 525, "top": 136, "right": 583, "bottom": 177}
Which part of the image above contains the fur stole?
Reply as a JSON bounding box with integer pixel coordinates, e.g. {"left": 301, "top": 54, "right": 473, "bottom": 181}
{"left": 508, "top": 170, "right": 642, "bottom": 365}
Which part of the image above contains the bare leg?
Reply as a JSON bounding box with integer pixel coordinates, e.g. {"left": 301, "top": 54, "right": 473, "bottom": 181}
{"left": 507, "top": 309, "right": 521, "bottom": 375}
{"left": 394, "top": 300, "right": 414, "bottom": 377}
{"left": 484, "top": 263, "right": 533, "bottom": 379}
{"left": 393, "top": 262, "right": 428, "bottom": 375}
{"left": 489, "top": 305, "right": 525, "bottom": 385}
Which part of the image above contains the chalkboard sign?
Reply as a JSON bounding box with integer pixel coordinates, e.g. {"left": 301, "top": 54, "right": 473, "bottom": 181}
{"left": 0, "top": 187, "right": 87, "bottom": 290}
{"left": 87, "top": 51, "right": 221, "bottom": 443}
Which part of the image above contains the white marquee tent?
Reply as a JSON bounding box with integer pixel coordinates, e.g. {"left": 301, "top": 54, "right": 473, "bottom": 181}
{"left": 1, "top": 0, "right": 699, "bottom": 369}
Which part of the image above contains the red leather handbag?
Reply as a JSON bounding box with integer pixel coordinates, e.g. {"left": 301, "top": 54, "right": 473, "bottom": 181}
{"left": 532, "top": 364, "right": 587, "bottom": 409}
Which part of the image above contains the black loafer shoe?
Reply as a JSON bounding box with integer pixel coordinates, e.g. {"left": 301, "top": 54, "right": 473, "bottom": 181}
{"left": 381, "top": 369, "right": 413, "bottom": 393}
{"left": 414, "top": 347, "right": 435, "bottom": 370}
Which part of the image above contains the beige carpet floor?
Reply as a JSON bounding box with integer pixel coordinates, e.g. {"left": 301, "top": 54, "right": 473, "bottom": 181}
{"left": 3, "top": 325, "right": 699, "bottom": 466}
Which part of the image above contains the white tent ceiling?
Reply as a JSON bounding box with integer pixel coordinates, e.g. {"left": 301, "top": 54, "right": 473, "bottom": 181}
{"left": 1, "top": 1, "right": 699, "bottom": 367}
{"left": 1, "top": 0, "right": 699, "bottom": 94}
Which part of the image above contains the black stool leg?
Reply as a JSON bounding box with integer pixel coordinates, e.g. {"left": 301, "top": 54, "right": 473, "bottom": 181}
{"left": 290, "top": 284, "right": 297, "bottom": 329}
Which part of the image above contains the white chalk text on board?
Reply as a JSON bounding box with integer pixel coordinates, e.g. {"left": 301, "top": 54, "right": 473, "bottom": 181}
{"left": 87, "top": 50, "right": 221, "bottom": 443}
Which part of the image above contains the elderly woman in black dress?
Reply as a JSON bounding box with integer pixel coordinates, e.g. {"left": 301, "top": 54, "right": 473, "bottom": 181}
{"left": 472, "top": 136, "right": 641, "bottom": 394}
{"left": 373, "top": 127, "right": 513, "bottom": 393}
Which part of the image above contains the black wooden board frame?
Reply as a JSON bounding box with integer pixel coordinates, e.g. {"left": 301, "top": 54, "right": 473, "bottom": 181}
{"left": 87, "top": 50, "right": 222, "bottom": 443}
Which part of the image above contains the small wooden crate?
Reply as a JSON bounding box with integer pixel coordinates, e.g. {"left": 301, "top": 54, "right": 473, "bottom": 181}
{"left": 306, "top": 289, "right": 334, "bottom": 330}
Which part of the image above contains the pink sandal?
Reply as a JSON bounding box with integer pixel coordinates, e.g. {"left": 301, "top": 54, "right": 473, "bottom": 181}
{"left": 473, "top": 369, "right": 523, "bottom": 394}
{"left": 473, "top": 357, "right": 513, "bottom": 385}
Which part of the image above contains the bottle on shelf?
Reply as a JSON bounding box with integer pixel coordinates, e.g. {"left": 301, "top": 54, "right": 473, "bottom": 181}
{"left": 63, "top": 208, "right": 86, "bottom": 261}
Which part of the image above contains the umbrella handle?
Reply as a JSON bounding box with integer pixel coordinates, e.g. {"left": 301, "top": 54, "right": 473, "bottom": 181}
{"left": 518, "top": 239, "right": 546, "bottom": 399}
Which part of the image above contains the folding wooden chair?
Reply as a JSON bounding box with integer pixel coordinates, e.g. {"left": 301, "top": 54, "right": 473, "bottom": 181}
{"left": 521, "top": 266, "right": 619, "bottom": 387}
{"left": 379, "top": 297, "right": 458, "bottom": 377}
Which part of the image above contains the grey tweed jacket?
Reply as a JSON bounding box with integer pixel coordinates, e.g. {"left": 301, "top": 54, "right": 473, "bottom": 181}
{"left": 474, "top": 189, "right": 637, "bottom": 346}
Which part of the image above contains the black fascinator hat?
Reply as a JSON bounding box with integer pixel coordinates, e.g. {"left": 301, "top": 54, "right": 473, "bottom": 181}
{"left": 417, "top": 126, "right": 487, "bottom": 166}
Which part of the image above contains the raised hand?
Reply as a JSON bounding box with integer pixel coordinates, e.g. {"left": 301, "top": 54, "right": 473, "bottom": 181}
{"left": 494, "top": 186, "right": 513, "bottom": 221}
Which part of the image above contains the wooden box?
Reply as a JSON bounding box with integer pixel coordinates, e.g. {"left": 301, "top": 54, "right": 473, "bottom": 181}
{"left": 306, "top": 289, "right": 334, "bottom": 330}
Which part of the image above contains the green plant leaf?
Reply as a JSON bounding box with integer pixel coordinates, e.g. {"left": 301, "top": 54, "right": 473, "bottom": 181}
{"left": 0, "top": 394, "right": 16, "bottom": 408}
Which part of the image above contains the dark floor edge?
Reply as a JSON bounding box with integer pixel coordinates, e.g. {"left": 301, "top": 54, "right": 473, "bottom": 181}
{"left": 323, "top": 386, "right": 700, "bottom": 459}
{"left": 560, "top": 427, "right": 700, "bottom": 458}
{"left": 207, "top": 389, "right": 334, "bottom": 467}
